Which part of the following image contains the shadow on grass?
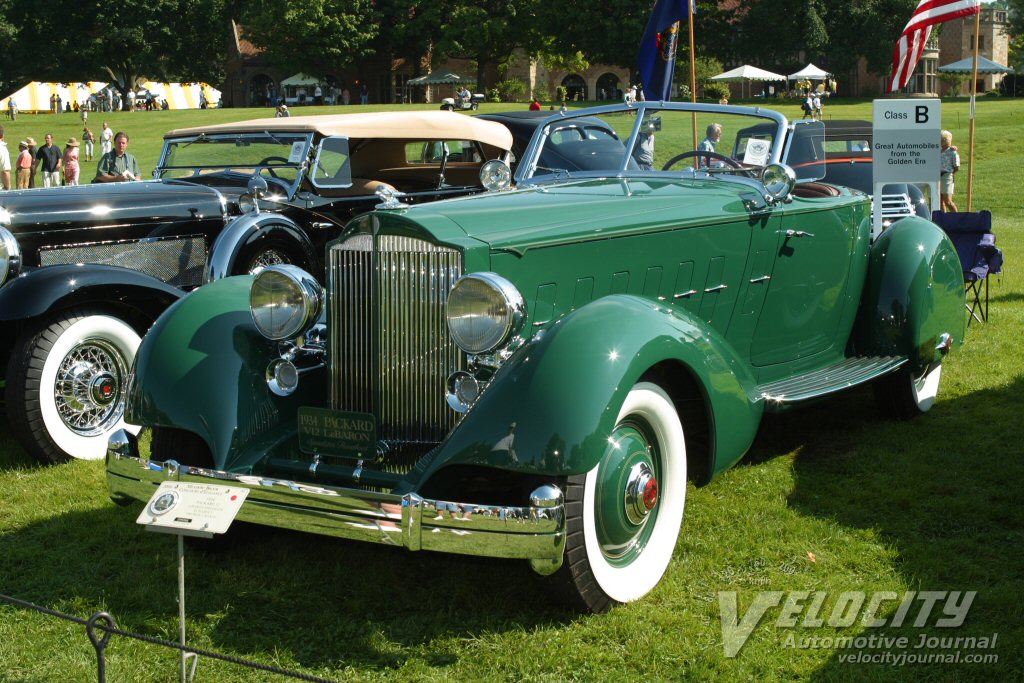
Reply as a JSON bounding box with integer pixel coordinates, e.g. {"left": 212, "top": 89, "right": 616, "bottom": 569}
{"left": 745, "top": 374, "right": 1024, "bottom": 679}
{"left": 0, "top": 498, "right": 573, "bottom": 674}
{"left": 0, "top": 415, "right": 42, "bottom": 473}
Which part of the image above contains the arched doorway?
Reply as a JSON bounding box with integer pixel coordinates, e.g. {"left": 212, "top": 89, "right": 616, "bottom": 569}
{"left": 596, "top": 73, "right": 620, "bottom": 101}
{"left": 561, "top": 74, "right": 587, "bottom": 101}
{"left": 249, "top": 74, "right": 274, "bottom": 107}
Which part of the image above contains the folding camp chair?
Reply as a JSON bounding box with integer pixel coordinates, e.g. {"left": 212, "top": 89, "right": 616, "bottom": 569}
{"left": 931, "top": 210, "right": 1004, "bottom": 325}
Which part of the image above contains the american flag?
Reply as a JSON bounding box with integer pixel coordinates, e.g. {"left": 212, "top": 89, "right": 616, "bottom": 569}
{"left": 888, "top": 0, "right": 981, "bottom": 92}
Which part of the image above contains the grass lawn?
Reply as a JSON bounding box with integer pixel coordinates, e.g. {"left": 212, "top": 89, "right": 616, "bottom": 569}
{"left": 1, "top": 98, "right": 1022, "bottom": 682}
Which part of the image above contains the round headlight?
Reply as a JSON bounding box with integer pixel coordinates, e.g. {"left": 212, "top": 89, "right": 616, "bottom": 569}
{"left": 250, "top": 265, "right": 323, "bottom": 341}
{"left": 447, "top": 272, "right": 524, "bottom": 354}
{"left": 0, "top": 226, "right": 22, "bottom": 286}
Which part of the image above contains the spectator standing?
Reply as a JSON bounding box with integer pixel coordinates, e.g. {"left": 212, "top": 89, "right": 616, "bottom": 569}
{"left": 0, "top": 126, "right": 10, "bottom": 190}
{"left": 16, "top": 141, "right": 32, "bottom": 189}
{"left": 56, "top": 94, "right": 62, "bottom": 113}
{"left": 802, "top": 93, "right": 814, "bottom": 120}
{"left": 82, "top": 126, "right": 95, "bottom": 161}
{"left": 342, "top": 88, "right": 350, "bottom": 105}
{"left": 25, "top": 137, "right": 37, "bottom": 187}
{"left": 360, "top": 84, "right": 368, "bottom": 105}
{"left": 34, "top": 134, "right": 63, "bottom": 187}
{"left": 812, "top": 93, "right": 822, "bottom": 120}
{"left": 63, "top": 137, "right": 80, "bottom": 186}
{"left": 100, "top": 122, "right": 113, "bottom": 155}
{"left": 94, "top": 131, "right": 141, "bottom": 182}
{"left": 529, "top": 97, "right": 541, "bottom": 111}
{"left": 939, "top": 130, "right": 960, "bottom": 212}
{"left": 7, "top": 98, "right": 16, "bottom": 121}
{"left": 314, "top": 83, "right": 323, "bottom": 106}
{"left": 127, "top": 88, "right": 135, "bottom": 111}
{"left": 199, "top": 89, "right": 208, "bottom": 109}
{"left": 81, "top": 105, "right": 88, "bottom": 126}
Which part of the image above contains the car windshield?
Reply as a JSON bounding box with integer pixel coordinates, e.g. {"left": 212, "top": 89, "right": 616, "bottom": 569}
{"left": 517, "top": 103, "right": 824, "bottom": 185}
{"left": 157, "top": 132, "right": 313, "bottom": 188}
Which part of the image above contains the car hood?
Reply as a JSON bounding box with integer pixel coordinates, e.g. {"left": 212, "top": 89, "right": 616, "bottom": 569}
{"left": 0, "top": 181, "right": 226, "bottom": 234}
{"left": 400, "top": 177, "right": 768, "bottom": 252}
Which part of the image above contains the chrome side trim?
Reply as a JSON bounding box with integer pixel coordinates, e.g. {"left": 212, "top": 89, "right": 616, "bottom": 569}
{"left": 106, "top": 432, "right": 565, "bottom": 568}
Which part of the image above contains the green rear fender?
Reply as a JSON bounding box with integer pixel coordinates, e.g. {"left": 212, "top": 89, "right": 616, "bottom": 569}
{"left": 416, "top": 294, "right": 763, "bottom": 485}
{"left": 126, "top": 275, "right": 324, "bottom": 471}
{"left": 853, "top": 217, "right": 965, "bottom": 368}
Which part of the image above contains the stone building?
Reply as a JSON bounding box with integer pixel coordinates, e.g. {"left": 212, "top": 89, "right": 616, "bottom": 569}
{"left": 938, "top": 7, "right": 1011, "bottom": 94}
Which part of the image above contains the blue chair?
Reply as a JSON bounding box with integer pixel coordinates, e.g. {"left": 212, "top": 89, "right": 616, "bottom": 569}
{"left": 931, "top": 210, "right": 1003, "bottom": 325}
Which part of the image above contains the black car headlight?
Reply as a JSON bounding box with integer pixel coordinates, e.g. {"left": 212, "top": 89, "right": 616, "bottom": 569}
{"left": 446, "top": 273, "right": 524, "bottom": 354}
{"left": 0, "top": 226, "right": 22, "bottom": 286}
{"left": 250, "top": 265, "right": 323, "bottom": 341}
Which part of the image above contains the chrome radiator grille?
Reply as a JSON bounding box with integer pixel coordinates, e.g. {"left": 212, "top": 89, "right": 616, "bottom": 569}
{"left": 328, "top": 233, "right": 464, "bottom": 469}
{"left": 39, "top": 235, "right": 207, "bottom": 288}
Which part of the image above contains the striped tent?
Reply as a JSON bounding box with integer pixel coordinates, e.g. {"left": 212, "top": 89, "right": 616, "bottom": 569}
{"left": 3, "top": 81, "right": 108, "bottom": 114}
{"left": 136, "top": 82, "right": 221, "bottom": 109}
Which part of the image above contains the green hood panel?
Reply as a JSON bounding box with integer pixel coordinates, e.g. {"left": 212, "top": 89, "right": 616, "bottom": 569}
{"left": 388, "top": 178, "right": 765, "bottom": 253}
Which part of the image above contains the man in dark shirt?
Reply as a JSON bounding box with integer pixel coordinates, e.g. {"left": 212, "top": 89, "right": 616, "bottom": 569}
{"left": 33, "top": 134, "right": 63, "bottom": 187}
{"left": 94, "top": 131, "right": 142, "bottom": 182}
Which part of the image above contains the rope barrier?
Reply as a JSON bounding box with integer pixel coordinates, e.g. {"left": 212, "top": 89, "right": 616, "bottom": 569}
{"left": 0, "top": 593, "right": 339, "bottom": 683}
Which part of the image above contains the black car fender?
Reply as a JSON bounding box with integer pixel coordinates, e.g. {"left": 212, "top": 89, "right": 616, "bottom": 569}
{"left": 0, "top": 264, "right": 183, "bottom": 345}
{"left": 207, "top": 212, "right": 319, "bottom": 282}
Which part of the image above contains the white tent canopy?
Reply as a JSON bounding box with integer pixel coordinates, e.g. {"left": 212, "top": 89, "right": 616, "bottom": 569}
{"left": 938, "top": 56, "right": 1014, "bottom": 74}
{"left": 788, "top": 63, "right": 831, "bottom": 80}
{"left": 136, "top": 81, "right": 221, "bottom": 109}
{"left": 2, "top": 81, "right": 107, "bottom": 113}
{"left": 711, "top": 65, "right": 788, "bottom": 82}
{"left": 711, "top": 65, "right": 787, "bottom": 99}
{"left": 280, "top": 73, "right": 321, "bottom": 86}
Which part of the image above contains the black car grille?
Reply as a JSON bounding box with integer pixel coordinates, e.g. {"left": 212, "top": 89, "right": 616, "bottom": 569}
{"left": 328, "top": 233, "right": 464, "bottom": 474}
{"left": 39, "top": 235, "right": 208, "bottom": 288}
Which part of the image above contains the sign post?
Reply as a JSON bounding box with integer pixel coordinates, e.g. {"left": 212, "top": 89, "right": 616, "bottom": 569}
{"left": 138, "top": 480, "right": 249, "bottom": 682}
{"left": 871, "top": 99, "right": 941, "bottom": 239}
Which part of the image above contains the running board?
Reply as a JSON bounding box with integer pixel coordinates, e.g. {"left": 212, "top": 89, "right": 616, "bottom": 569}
{"left": 756, "top": 356, "right": 907, "bottom": 405}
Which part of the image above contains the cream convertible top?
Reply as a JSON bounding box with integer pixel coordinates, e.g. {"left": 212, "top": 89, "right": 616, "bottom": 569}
{"left": 164, "top": 111, "right": 514, "bottom": 151}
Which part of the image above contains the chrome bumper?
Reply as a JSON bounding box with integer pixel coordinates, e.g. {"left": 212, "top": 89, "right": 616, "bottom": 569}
{"left": 106, "top": 431, "right": 565, "bottom": 575}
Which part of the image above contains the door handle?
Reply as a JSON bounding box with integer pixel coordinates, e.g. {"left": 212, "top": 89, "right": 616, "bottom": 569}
{"left": 785, "top": 229, "right": 815, "bottom": 238}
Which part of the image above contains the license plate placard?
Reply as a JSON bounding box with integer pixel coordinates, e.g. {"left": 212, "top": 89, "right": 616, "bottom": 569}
{"left": 298, "top": 407, "right": 377, "bottom": 458}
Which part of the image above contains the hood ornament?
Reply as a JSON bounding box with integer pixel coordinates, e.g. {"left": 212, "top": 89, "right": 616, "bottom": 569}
{"left": 375, "top": 185, "right": 408, "bottom": 210}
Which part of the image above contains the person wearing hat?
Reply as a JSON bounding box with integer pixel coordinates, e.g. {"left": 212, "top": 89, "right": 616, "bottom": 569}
{"left": 63, "top": 137, "right": 80, "bottom": 186}
{"left": 24, "top": 136, "right": 37, "bottom": 187}
{"left": 16, "top": 140, "right": 32, "bottom": 189}
{"left": 275, "top": 103, "right": 290, "bottom": 118}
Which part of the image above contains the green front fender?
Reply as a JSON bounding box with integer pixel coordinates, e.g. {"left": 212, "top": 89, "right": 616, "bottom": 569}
{"left": 126, "top": 275, "right": 324, "bottom": 471}
{"left": 853, "top": 217, "right": 966, "bottom": 368}
{"left": 414, "top": 295, "right": 763, "bottom": 485}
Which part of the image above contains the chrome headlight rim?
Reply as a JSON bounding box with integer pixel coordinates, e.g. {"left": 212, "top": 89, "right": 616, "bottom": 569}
{"left": 238, "top": 192, "right": 257, "bottom": 214}
{"left": 249, "top": 264, "right": 323, "bottom": 341}
{"left": 480, "top": 159, "right": 512, "bottom": 191}
{"left": 447, "top": 272, "right": 525, "bottom": 355}
{"left": 761, "top": 163, "right": 797, "bottom": 201}
{"left": 0, "top": 226, "right": 22, "bottom": 286}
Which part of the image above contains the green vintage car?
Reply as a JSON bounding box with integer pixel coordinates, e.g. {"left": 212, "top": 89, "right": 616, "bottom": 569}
{"left": 107, "top": 102, "right": 965, "bottom": 613}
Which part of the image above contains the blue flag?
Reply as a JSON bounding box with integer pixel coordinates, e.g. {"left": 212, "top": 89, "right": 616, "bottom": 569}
{"left": 637, "top": 0, "right": 695, "bottom": 102}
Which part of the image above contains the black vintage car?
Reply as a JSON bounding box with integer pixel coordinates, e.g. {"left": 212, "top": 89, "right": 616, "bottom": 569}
{"left": 0, "top": 111, "right": 513, "bottom": 464}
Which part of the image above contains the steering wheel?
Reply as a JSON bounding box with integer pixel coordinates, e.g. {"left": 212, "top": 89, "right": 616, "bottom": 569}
{"left": 661, "top": 150, "right": 747, "bottom": 173}
{"left": 257, "top": 156, "right": 289, "bottom": 179}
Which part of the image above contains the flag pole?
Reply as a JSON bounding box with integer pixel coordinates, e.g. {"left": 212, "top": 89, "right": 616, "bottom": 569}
{"left": 689, "top": 3, "right": 698, "bottom": 161}
{"left": 966, "top": 8, "right": 980, "bottom": 211}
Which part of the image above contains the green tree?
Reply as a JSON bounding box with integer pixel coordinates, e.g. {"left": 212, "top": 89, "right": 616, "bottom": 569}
{"left": 9, "top": 0, "right": 229, "bottom": 108}
{"left": 241, "top": 0, "right": 378, "bottom": 79}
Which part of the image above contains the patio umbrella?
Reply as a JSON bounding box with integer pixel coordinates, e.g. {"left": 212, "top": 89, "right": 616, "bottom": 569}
{"left": 710, "top": 65, "right": 787, "bottom": 98}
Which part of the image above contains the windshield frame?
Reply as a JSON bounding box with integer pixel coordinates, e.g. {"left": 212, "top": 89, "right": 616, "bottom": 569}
{"left": 514, "top": 102, "right": 791, "bottom": 186}
{"left": 155, "top": 131, "right": 316, "bottom": 197}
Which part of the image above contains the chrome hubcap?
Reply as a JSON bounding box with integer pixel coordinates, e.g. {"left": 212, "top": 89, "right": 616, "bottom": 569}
{"left": 624, "top": 462, "right": 659, "bottom": 525}
{"left": 54, "top": 339, "right": 128, "bottom": 436}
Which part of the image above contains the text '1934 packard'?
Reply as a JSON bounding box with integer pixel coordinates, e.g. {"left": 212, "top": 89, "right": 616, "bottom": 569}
{"left": 0, "top": 111, "right": 512, "bottom": 464}
{"left": 107, "top": 102, "right": 965, "bottom": 612}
